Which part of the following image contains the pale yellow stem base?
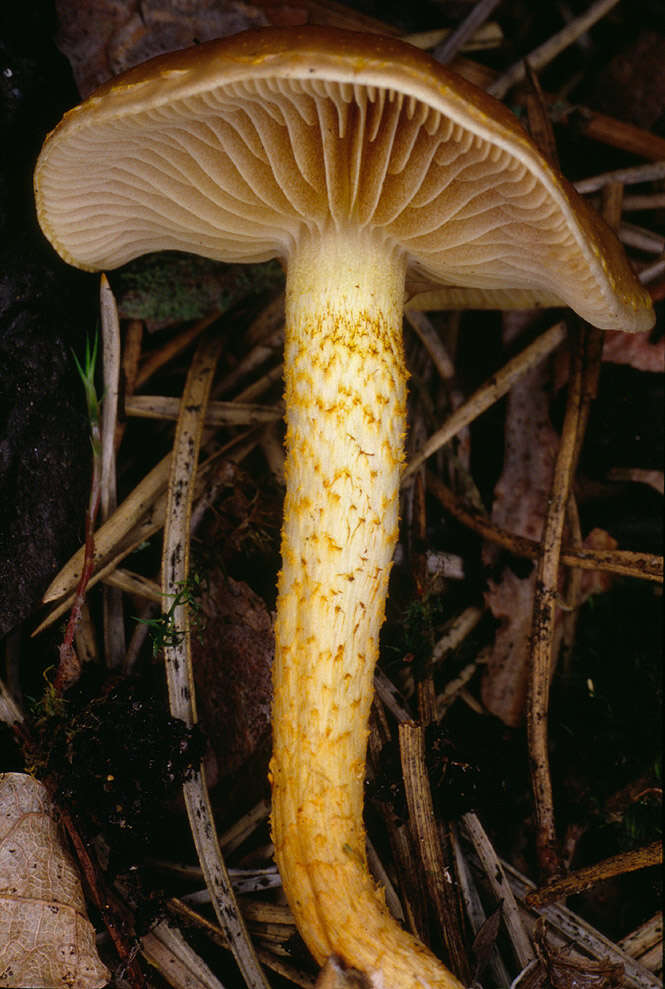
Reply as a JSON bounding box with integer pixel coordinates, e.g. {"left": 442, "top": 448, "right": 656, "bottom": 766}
{"left": 270, "top": 233, "right": 464, "bottom": 989}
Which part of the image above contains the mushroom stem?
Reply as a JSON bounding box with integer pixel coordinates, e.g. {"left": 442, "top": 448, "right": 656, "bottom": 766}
{"left": 271, "top": 233, "right": 464, "bottom": 987}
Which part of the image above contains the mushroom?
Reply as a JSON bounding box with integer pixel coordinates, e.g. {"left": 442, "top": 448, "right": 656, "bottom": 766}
{"left": 34, "top": 26, "right": 654, "bottom": 988}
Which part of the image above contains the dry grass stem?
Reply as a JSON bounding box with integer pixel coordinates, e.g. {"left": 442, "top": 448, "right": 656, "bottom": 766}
{"left": 450, "top": 826, "right": 514, "bottom": 987}
{"left": 34, "top": 433, "right": 258, "bottom": 633}
{"left": 42, "top": 452, "right": 174, "bottom": 603}
{"left": 405, "top": 310, "right": 455, "bottom": 380}
{"left": 462, "top": 812, "right": 535, "bottom": 968}
{"left": 525, "top": 841, "right": 663, "bottom": 908}
{"left": 401, "top": 23, "right": 503, "bottom": 54}
{"left": 574, "top": 161, "right": 665, "bottom": 195}
{"left": 373, "top": 668, "right": 411, "bottom": 724}
{"left": 234, "top": 362, "right": 284, "bottom": 402}
{"left": 619, "top": 222, "right": 665, "bottom": 255}
{"left": 526, "top": 327, "right": 587, "bottom": 879}
{"left": 432, "top": 0, "right": 503, "bottom": 64}
{"left": 432, "top": 606, "right": 484, "bottom": 663}
{"left": 607, "top": 468, "right": 664, "bottom": 494}
{"left": 623, "top": 193, "right": 665, "bottom": 211}
{"left": 168, "top": 898, "right": 315, "bottom": 987}
{"left": 618, "top": 914, "right": 663, "bottom": 973}
{"left": 125, "top": 394, "right": 281, "bottom": 426}
{"left": 214, "top": 326, "right": 283, "bottom": 397}
{"left": 160, "top": 329, "right": 269, "bottom": 988}
{"left": 0, "top": 676, "right": 24, "bottom": 725}
{"left": 436, "top": 657, "right": 485, "bottom": 718}
{"left": 399, "top": 722, "right": 470, "bottom": 982}
{"left": 496, "top": 859, "right": 662, "bottom": 989}
{"left": 426, "top": 471, "right": 663, "bottom": 582}
{"left": 100, "top": 275, "right": 126, "bottom": 669}
{"left": 523, "top": 62, "right": 559, "bottom": 167}
{"left": 570, "top": 112, "right": 665, "bottom": 162}
{"left": 366, "top": 836, "right": 405, "bottom": 923}
{"left": 639, "top": 256, "right": 665, "bottom": 286}
{"left": 141, "top": 921, "right": 227, "bottom": 989}
{"left": 99, "top": 275, "right": 121, "bottom": 520}
{"left": 135, "top": 310, "right": 221, "bottom": 389}
{"left": 218, "top": 799, "right": 270, "bottom": 856}
{"left": 405, "top": 322, "right": 567, "bottom": 478}
{"left": 488, "top": 0, "right": 621, "bottom": 98}
{"left": 122, "top": 319, "right": 143, "bottom": 395}
{"left": 103, "top": 568, "right": 162, "bottom": 603}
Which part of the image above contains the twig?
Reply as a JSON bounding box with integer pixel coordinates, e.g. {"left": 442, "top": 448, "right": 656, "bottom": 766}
{"left": 608, "top": 468, "right": 664, "bottom": 495}
{"left": 619, "top": 222, "right": 665, "bottom": 255}
{"left": 619, "top": 913, "right": 664, "bottom": 969}
{"left": 160, "top": 328, "right": 269, "bottom": 989}
{"left": 100, "top": 274, "right": 126, "bottom": 669}
{"left": 168, "top": 897, "right": 316, "bottom": 987}
{"left": 214, "top": 325, "right": 283, "bottom": 396}
{"left": 234, "top": 361, "right": 284, "bottom": 402}
{"left": 523, "top": 62, "right": 559, "bottom": 167}
{"left": 623, "top": 193, "right": 665, "bottom": 211}
{"left": 432, "top": 0, "right": 503, "bottom": 64}
{"left": 100, "top": 276, "right": 121, "bottom": 519}
{"left": 526, "top": 841, "right": 663, "bottom": 907}
{"left": 0, "top": 675, "right": 24, "bottom": 725}
{"left": 426, "top": 471, "right": 663, "bottom": 582}
{"left": 566, "top": 109, "right": 665, "bottom": 161}
{"left": 489, "top": 0, "right": 622, "bottom": 99}
{"left": 399, "top": 722, "right": 470, "bottom": 982}
{"left": 218, "top": 799, "right": 270, "bottom": 856}
{"left": 36, "top": 433, "right": 258, "bottom": 628}
{"left": 574, "top": 161, "right": 665, "bottom": 195}
{"left": 125, "top": 394, "right": 281, "bottom": 426}
{"left": 103, "top": 568, "right": 162, "bottom": 603}
{"left": 464, "top": 855, "right": 663, "bottom": 989}
{"left": 51, "top": 791, "right": 145, "bottom": 989}
{"left": 404, "top": 310, "right": 455, "bottom": 381}
{"left": 527, "top": 325, "right": 586, "bottom": 879}
{"left": 402, "top": 23, "right": 503, "bottom": 54}
{"left": 432, "top": 606, "right": 484, "bottom": 663}
{"left": 141, "top": 921, "right": 226, "bottom": 989}
{"left": 450, "top": 825, "right": 513, "bottom": 987}
{"left": 135, "top": 310, "right": 221, "bottom": 389}
{"left": 43, "top": 450, "right": 173, "bottom": 604}
{"left": 640, "top": 255, "right": 665, "bottom": 286}
{"left": 462, "top": 812, "right": 535, "bottom": 969}
{"left": 404, "top": 322, "right": 567, "bottom": 479}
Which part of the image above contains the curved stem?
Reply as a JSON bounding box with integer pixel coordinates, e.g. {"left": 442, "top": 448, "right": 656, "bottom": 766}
{"left": 270, "top": 233, "right": 464, "bottom": 988}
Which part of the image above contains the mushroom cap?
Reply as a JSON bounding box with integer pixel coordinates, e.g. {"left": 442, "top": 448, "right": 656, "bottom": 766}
{"left": 34, "top": 26, "right": 654, "bottom": 332}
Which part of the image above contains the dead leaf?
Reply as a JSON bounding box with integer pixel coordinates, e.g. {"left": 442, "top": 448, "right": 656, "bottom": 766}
{"left": 534, "top": 918, "right": 624, "bottom": 989}
{"left": 577, "top": 528, "right": 618, "bottom": 601}
{"left": 470, "top": 904, "right": 502, "bottom": 982}
{"left": 192, "top": 572, "right": 273, "bottom": 783}
{"left": 0, "top": 773, "right": 110, "bottom": 989}
{"left": 481, "top": 315, "right": 560, "bottom": 725}
{"left": 55, "top": 0, "right": 270, "bottom": 97}
{"left": 602, "top": 330, "right": 665, "bottom": 373}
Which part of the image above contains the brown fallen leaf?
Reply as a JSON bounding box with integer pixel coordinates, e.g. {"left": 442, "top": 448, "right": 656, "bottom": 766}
{"left": 0, "top": 773, "right": 110, "bottom": 989}
{"left": 602, "top": 329, "right": 665, "bottom": 373}
{"left": 192, "top": 572, "right": 273, "bottom": 784}
{"left": 55, "top": 0, "right": 270, "bottom": 97}
{"left": 481, "top": 314, "right": 560, "bottom": 726}
{"left": 534, "top": 918, "right": 624, "bottom": 989}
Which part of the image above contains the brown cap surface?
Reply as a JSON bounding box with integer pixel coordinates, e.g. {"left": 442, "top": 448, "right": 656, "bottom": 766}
{"left": 34, "top": 26, "right": 654, "bottom": 332}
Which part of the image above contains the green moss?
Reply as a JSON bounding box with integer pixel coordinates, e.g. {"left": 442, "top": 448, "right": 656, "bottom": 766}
{"left": 111, "top": 251, "right": 284, "bottom": 323}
